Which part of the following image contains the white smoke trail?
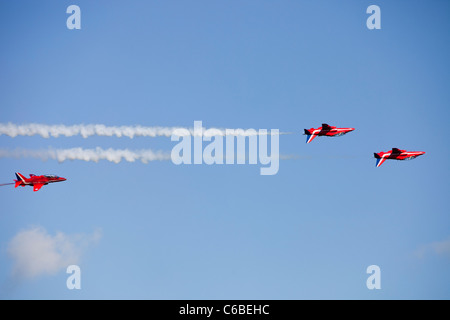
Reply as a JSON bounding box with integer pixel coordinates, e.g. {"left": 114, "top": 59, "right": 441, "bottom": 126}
{"left": 0, "top": 148, "right": 171, "bottom": 164}
{"left": 0, "top": 123, "right": 288, "bottom": 139}
{"left": 0, "top": 148, "right": 299, "bottom": 164}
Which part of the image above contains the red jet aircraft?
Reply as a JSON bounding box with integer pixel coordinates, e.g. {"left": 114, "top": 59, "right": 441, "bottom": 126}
{"left": 374, "top": 148, "right": 425, "bottom": 167}
{"left": 304, "top": 123, "right": 355, "bottom": 144}
{"left": 14, "top": 172, "right": 67, "bottom": 191}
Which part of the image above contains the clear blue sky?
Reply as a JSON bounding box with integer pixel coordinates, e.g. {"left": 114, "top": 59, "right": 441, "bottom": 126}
{"left": 0, "top": 0, "right": 449, "bottom": 299}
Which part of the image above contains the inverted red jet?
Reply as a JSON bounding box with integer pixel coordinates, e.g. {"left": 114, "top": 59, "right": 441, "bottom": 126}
{"left": 374, "top": 148, "right": 425, "bottom": 167}
{"left": 304, "top": 123, "right": 355, "bottom": 144}
{"left": 14, "top": 172, "right": 67, "bottom": 191}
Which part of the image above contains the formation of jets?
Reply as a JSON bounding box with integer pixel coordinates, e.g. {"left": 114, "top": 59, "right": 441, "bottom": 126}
{"left": 304, "top": 123, "right": 425, "bottom": 167}
{"left": 6, "top": 123, "right": 425, "bottom": 192}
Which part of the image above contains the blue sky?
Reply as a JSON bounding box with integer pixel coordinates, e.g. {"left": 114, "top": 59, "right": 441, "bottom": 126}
{"left": 0, "top": 0, "right": 449, "bottom": 299}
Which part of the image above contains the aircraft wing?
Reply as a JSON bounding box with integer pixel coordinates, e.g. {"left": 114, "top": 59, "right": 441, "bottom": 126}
{"left": 33, "top": 184, "right": 44, "bottom": 192}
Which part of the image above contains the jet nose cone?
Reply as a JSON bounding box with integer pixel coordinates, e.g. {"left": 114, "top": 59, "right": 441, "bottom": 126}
{"left": 61, "top": 177, "right": 67, "bottom": 181}
{"left": 419, "top": 151, "right": 426, "bottom": 155}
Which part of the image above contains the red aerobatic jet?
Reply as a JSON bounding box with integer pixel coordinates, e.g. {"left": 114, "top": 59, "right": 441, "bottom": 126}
{"left": 374, "top": 148, "right": 425, "bottom": 167}
{"left": 304, "top": 123, "right": 355, "bottom": 144}
{"left": 14, "top": 172, "right": 67, "bottom": 191}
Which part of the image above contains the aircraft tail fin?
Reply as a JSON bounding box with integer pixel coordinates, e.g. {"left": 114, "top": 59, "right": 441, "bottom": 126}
{"left": 376, "top": 157, "right": 387, "bottom": 167}
{"left": 14, "top": 173, "right": 25, "bottom": 188}
{"left": 15, "top": 172, "right": 26, "bottom": 182}
{"left": 306, "top": 134, "right": 317, "bottom": 144}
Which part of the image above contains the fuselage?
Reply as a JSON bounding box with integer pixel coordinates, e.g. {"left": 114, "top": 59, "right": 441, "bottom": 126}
{"left": 304, "top": 124, "right": 355, "bottom": 143}
{"left": 374, "top": 149, "right": 425, "bottom": 167}
{"left": 15, "top": 173, "right": 66, "bottom": 191}
{"left": 374, "top": 150, "right": 425, "bottom": 160}
{"left": 306, "top": 126, "right": 355, "bottom": 137}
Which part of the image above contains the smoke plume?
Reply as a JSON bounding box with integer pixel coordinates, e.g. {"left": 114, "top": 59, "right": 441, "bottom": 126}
{"left": 0, "top": 147, "right": 171, "bottom": 164}
{"left": 0, "top": 123, "right": 286, "bottom": 139}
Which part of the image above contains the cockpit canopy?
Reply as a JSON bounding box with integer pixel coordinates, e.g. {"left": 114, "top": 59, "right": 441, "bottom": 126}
{"left": 44, "top": 174, "right": 59, "bottom": 178}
